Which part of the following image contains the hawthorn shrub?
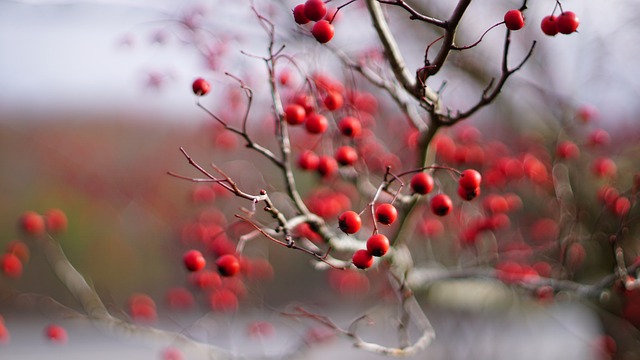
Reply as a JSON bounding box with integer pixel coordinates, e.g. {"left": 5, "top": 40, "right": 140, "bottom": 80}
{"left": 2, "top": 0, "right": 639, "bottom": 359}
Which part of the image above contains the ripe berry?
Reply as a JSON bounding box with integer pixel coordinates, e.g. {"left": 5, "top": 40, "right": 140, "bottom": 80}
{"left": 557, "top": 11, "right": 579, "bottom": 34}
{"left": 338, "top": 116, "right": 362, "bottom": 138}
{"left": 375, "top": 203, "right": 398, "bottom": 225}
{"left": 366, "top": 234, "right": 390, "bottom": 257}
{"left": 297, "top": 150, "right": 320, "bottom": 171}
{"left": 556, "top": 141, "right": 580, "bottom": 159}
{"left": 504, "top": 9, "right": 525, "bottom": 31}
{"left": 284, "top": 104, "right": 306, "bottom": 125}
{"left": 44, "top": 324, "right": 67, "bottom": 344}
{"left": 323, "top": 91, "right": 343, "bottom": 111}
{"left": 338, "top": 211, "right": 362, "bottom": 234}
{"left": 183, "top": 250, "right": 206, "bottom": 272}
{"left": 20, "top": 211, "right": 45, "bottom": 236}
{"left": 334, "top": 146, "right": 358, "bottom": 166}
{"left": 305, "top": 113, "right": 328, "bottom": 134}
{"left": 459, "top": 169, "right": 482, "bottom": 190}
{"left": 430, "top": 194, "right": 453, "bottom": 216}
{"left": 592, "top": 157, "right": 617, "bottom": 178}
{"left": 457, "top": 185, "right": 480, "bottom": 201}
{"left": 410, "top": 172, "right": 434, "bottom": 195}
{"left": 293, "top": 4, "right": 310, "bottom": 25}
{"left": 192, "top": 78, "right": 210, "bottom": 96}
{"left": 5, "top": 240, "right": 29, "bottom": 264}
{"left": 311, "top": 20, "right": 334, "bottom": 44}
{"left": 304, "top": 0, "right": 327, "bottom": 22}
{"left": 1, "top": 253, "right": 23, "bottom": 278}
{"left": 45, "top": 208, "right": 68, "bottom": 233}
{"left": 352, "top": 249, "right": 373, "bottom": 269}
{"left": 317, "top": 155, "right": 338, "bottom": 178}
{"left": 540, "top": 15, "right": 558, "bottom": 36}
{"left": 216, "top": 254, "right": 240, "bottom": 277}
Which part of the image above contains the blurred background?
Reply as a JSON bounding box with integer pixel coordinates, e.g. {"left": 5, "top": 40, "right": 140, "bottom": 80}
{"left": 1, "top": 0, "right": 639, "bottom": 359}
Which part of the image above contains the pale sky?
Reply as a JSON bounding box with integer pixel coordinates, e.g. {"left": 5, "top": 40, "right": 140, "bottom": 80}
{"left": 0, "top": 0, "right": 639, "bottom": 126}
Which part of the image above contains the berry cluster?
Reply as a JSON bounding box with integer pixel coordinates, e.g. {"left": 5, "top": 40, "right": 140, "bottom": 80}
{"left": 541, "top": 11, "right": 579, "bottom": 36}
{"left": 293, "top": 0, "right": 335, "bottom": 44}
{"left": 337, "top": 167, "right": 483, "bottom": 270}
{"left": 501, "top": 7, "right": 580, "bottom": 37}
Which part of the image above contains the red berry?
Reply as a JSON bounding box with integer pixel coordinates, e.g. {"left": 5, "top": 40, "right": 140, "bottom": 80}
{"left": 504, "top": 9, "right": 525, "bottom": 31}
{"left": 338, "top": 211, "right": 362, "bottom": 234}
{"left": 6, "top": 240, "right": 30, "bottom": 264}
{"left": 1, "top": 253, "right": 22, "bottom": 278}
{"left": 457, "top": 185, "right": 480, "bottom": 201}
{"left": 338, "top": 116, "right": 362, "bottom": 138}
{"left": 410, "top": 172, "right": 434, "bottom": 195}
{"left": 0, "top": 321, "right": 9, "bottom": 344}
{"left": 305, "top": 113, "right": 328, "bottom": 134}
{"left": 311, "top": 20, "right": 334, "bottom": 44}
{"left": 366, "top": 234, "right": 390, "bottom": 257}
{"left": 183, "top": 250, "right": 206, "bottom": 272}
{"left": 334, "top": 146, "right": 358, "bottom": 166}
{"left": 556, "top": 141, "right": 580, "bottom": 159}
{"left": 44, "top": 324, "right": 67, "bottom": 344}
{"left": 19, "top": 211, "right": 45, "bottom": 236}
{"left": 209, "top": 288, "right": 239, "bottom": 312}
{"left": 216, "top": 254, "right": 240, "bottom": 277}
{"left": 45, "top": 208, "right": 68, "bottom": 233}
{"left": 293, "top": 4, "right": 310, "bottom": 25}
{"left": 430, "top": 194, "right": 453, "bottom": 216}
{"left": 557, "top": 11, "right": 579, "bottom": 34}
{"left": 459, "top": 169, "right": 482, "bottom": 190}
{"left": 297, "top": 150, "right": 320, "bottom": 171}
{"left": 375, "top": 203, "right": 398, "bottom": 225}
{"left": 540, "top": 15, "right": 558, "bottom": 36}
{"left": 284, "top": 104, "right": 306, "bottom": 125}
{"left": 192, "top": 78, "right": 210, "bottom": 96}
{"left": 304, "top": 0, "right": 327, "bottom": 22}
{"left": 323, "top": 91, "right": 343, "bottom": 111}
{"left": 352, "top": 249, "right": 373, "bottom": 269}
{"left": 592, "top": 157, "right": 617, "bottom": 178}
{"left": 128, "top": 293, "right": 157, "bottom": 322}
{"left": 317, "top": 155, "right": 338, "bottom": 177}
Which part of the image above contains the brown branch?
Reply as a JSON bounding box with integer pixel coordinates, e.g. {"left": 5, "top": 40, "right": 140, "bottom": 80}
{"left": 377, "top": 0, "right": 447, "bottom": 27}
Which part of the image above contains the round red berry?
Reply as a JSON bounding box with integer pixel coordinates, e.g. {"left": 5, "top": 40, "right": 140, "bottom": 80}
{"left": 293, "top": 4, "right": 310, "bottom": 25}
{"left": 304, "top": 0, "right": 327, "bottom": 22}
{"left": 557, "top": 11, "right": 579, "bottom": 34}
{"left": 338, "top": 116, "right": 362, "bottom": 138}
{"left": 305, "top": 113, "right": 328, "bottom": 134}
{"left": 366, "top": 234, "right": 390, "bottom": 257}
{"left": 556, "top": 141, "right": 580, "bottom": 159}
{"left": 457, "top": 185, "right": 480, "bottom": 201}
{"left": 192, "top": 78, "right": 210, "bottom": 96}
{"left": 284, "top": 104, "right": 306, "bottom": 125}
{"left": 430, "top": 194, "right": 453, "bottom": 216}
{"left": 19, "top": 211, "right": 45, "bottom": 236}
{"left": 311, "top": 20, "right": 334, "bottom": 44}
{"left": 45, "top": 324, "right": 67, "bottom": 344}
{"left": 540, "top": 15, "right": 558, "bottom": 36}
{"left": 375, "top": 203, "right": 398, "bottom": 225}
{"left": 45, "top": 208, "right": 68, "bottom": 233}
{"left": 323, "top": 91, "right": 343, "bottom": 111}
{"left": 410, "top": 172, "right": 434, "bottom": 195}
{"left": 298, "top": 150, "right": 320, "bottom": 171}
{"left": 317, "top": 155, "right": 338, "bottom": 177}
{"left": 504, "top": 9, "right": 525, "bottom": 31}
{"left": 352, "top": 249, "right": 373, "bottom": 269}
{"left": 338, "top": 211, "right": 362, "bottom": 234}
{"left": 183, "top": 250, "right": 206, "bottom": 272}
{"left": 335, "top": 146, "right": 358, "bottom": 166}
{"left": 216, "top": 254, "right": 240, "bottom": 277}
{"left": 459, "top": 169, "right": 482, "bottom": 190}
{"left": 1, "top": 253, "right": 23, "bottom": 278}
